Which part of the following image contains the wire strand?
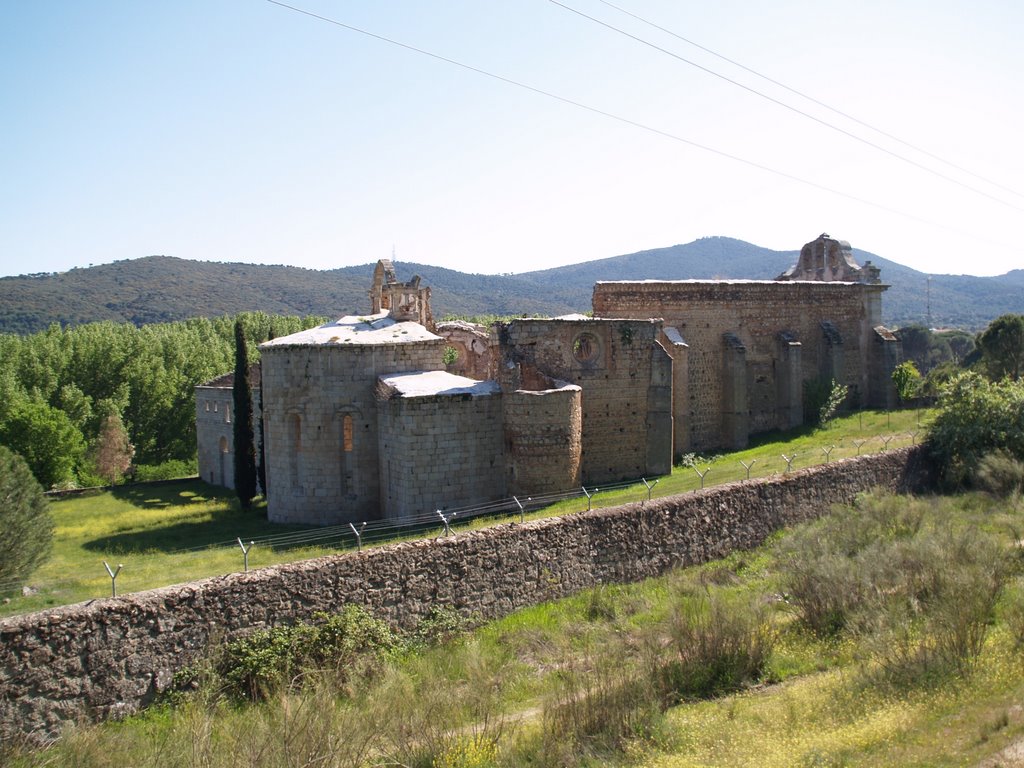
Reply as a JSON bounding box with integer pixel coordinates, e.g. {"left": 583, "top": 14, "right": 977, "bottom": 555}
{"left": 263, "top": 0, "right": 1024, "bottom": 261}
{"left": 594, "top": 0, "right": 1024, "bottom": 201}
{"left": 549, "top": 0, "right": 1024, "bottom": 212}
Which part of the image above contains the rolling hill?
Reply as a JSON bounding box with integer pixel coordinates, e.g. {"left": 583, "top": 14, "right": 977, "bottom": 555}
{"left": 1, "top": 237, "right": 1020, "bottom": 334}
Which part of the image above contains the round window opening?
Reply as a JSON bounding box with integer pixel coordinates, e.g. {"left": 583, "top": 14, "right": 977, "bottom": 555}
{"left": 573, "top": 333, "right": 600, "bottom": 363}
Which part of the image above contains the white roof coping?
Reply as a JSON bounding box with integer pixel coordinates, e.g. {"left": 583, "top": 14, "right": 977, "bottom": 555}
{"left": 553, "top": 313, "right": 592, "bottom": 321}
{"left": 261, "top": 312, "right": 441, "bottom": 347}
{"left": 663, "top": 327, "right": 687, "bottom": 346}
{"left": 379, "top": 371, "right": 501, "bottom": 398}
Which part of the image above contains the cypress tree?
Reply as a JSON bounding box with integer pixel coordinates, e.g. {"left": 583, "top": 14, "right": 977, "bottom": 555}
{"left": 233, "top": 319, "right": 257, "bottom": 509}
{"left": 256, "top": 330, "right": 273, "bottom": 496}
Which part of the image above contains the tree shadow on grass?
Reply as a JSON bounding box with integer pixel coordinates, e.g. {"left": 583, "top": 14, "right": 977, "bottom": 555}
{"left": 81, "top": 517, "right": 321, "bottom": 555}
{"left": 109, "top": 478, "right": 237, "bottom": 510}
{"left": 82, "top": 480, "right": 320, "bottom": 555}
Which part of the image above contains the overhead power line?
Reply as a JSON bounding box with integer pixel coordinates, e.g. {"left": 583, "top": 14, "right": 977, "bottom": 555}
{"left": 549, "top": 0, "right": 1024, "bottom": 212}
{"left": 594, "top": 0, "right": 1024, "bottom": 202}
{"left": 264, "top": 0, "right": 1019, "bottom": 250}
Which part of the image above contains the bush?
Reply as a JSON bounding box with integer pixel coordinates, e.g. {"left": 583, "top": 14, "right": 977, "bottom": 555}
{"left": 132, "top": 459, "right": 198, "bottom": 482}
{"left": 974, "top": 450, "right": 1024, "bottom": 497}
{"left": 212, "top": 606, "right": 401, "bottom": 699}
{"left": 779, "top": 492, "right": 1008, "bottom": 686}
{"left": 0, "top": 445, "right": 54, "bottom": 594}
{"left": 656, "top": 588, "right": 774, "bottom": 700}
{"left": 926, "top": 372, "right": 1024, "bottom": 488}
{"left": 892, "top": 361, "right": 922, "bottom": 404}
{"left": 857, "top": 526, "right": 1006, "bottom": 685}
{"left": 803, "top": 378, "right": 849, "bottom": 427}
{"left": 540, "top": 660, "right": 662, "bottom": 763}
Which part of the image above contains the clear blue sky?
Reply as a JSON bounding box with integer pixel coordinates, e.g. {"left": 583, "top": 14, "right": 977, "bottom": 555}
{"left": 1, "top": 0, "right": 1022, "bottom": 279}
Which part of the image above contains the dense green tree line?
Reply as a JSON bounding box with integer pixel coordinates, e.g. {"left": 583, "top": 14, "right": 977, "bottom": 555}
{"left": 0, "top": 313, "right": 323, "bottom": 489}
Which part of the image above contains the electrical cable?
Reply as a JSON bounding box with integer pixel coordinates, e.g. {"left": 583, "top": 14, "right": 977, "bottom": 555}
{"left": 263, "top": 0, "right": 1023, "bottom": 258}
{"left": 549, "top": 0, "right": 1024, "bottom": 212}
{"left": 594, "top": 0, "right": 1024, "bottom": 201}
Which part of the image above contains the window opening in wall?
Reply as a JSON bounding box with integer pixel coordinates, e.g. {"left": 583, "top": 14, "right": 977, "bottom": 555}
{"left": 205, "top": 401, "right": 210, "bottom": 412}
{"left": 343, "top": 415, "right": 354, "bottom": 452}
{"left": 288, "top": 413, "right": 301, "bottom": 491}
{"left": 225, "top": 404, "right": 231, "bottom": 423}
{"left": 573, "top": 333, "right": 600, "bottom": 363}
{"left": 214, "top": 402, "right": 218, "bottom": 412}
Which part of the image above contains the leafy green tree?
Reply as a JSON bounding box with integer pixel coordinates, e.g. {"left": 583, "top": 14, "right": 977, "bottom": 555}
{"left": 803, "top": 378, "right": 848, "bottom": 427}
{"left": 977, "top": 313, "right": 1024, "bottom": 380}
{"left": 233, "top": 320, "right": 258, "bottom": 509}
{"left": 0, "top": 396, "right": 86, "bottom": 488}
{"left": 935, "top": 329, "right": 975, "bottom": 364}
{"left": 895, "top": 324, "right": 953, "bottom": 374}
{"left": 891, "top": 361, "right": 921, "bottom": 404}
{"left": 926, "top": 372, "right": 1024, "bottom": 488}
{"left": 0, "top": 445, "right": 54, "bottom": 593}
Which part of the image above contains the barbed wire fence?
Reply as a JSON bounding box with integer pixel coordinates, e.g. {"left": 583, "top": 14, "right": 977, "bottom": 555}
{"left": 1, "top": 430, "right": 923, "bottom": 607}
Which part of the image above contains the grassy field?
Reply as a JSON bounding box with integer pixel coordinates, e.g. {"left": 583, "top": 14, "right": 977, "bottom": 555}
{"left": 8, "top": 489, "right": 1024, "bottom": 767}
{"left": 3, "top": 408, "right": 929, "bottom": 618}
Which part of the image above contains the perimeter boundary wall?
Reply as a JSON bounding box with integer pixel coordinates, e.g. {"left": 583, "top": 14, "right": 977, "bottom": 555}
{"left": 1, "top": 446, "right": 933, "bottom": 742}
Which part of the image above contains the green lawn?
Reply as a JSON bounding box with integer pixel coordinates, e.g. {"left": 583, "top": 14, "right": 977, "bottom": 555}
{"left": 3, "top": 408, "right": 929, "bottom": 619}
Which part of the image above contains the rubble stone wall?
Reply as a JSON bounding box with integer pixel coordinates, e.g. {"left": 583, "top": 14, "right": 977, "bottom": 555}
{"left": 0, "top": 447, "right": 930, "bottom": 743}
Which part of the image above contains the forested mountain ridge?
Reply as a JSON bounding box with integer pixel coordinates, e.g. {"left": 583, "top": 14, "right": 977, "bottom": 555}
{"left": 2, "top": 238, "right": 1021, "bottom": 333}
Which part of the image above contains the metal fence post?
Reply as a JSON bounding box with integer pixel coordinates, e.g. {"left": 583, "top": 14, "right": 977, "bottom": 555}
{"left": 781, "top": 453, "right": 796, "bottom": 473}
{"left": 740, "top": 459, "right": 756, "bottom": 480}
{"left": 693, "top": 466, "right": 711, "bottom": 489}
{"left": 821, "top": 445, "right": 835, "bottom": 464}
{"left": 641, "top": 477, "right": 659, "bottom": 501}
{"left": 436, "top": 509, "right": 453, "bottom": 537}
{"left": 349, "top": 521, "right": 367, "bottom": 551}
{"left": 103, "top": 561, "right": 123, "bottom": 598}
{"left": 582, "top": 486, "right": 598, "bottom": 511}
{"left": 236, "top": 538, "right": 254, "bottom": 572}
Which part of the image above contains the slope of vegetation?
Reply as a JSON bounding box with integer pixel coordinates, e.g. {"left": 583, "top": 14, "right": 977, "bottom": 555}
{"left": 7, "top": 490, "right": 1024, "bottom": 768}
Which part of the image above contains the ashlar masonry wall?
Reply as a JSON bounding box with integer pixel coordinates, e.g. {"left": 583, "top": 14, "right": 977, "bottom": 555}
{"left": 261, "top": 340, "right": 445, "bottom": 524}
{"left": 377, "top": 388, "right": 506, "bottom": 521}
{"left": 0, "top": 447, "right": 930, "bottom": 743}
{"left": 593, "top": 280, "right": 893, "bottom": 451}
{"left": 499, "top": 318, "right": 672, "bottom": 483}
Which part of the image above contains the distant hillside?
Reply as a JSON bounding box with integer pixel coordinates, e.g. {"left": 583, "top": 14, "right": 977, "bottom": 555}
{"left": 0, "top": 257, "right": 581, "bottom": 334}
{"left": 1, "top": 238, "right": 1020, "bottom": 333}
{"left": 516, "top": 237, "right": 1024, "bottom": 330}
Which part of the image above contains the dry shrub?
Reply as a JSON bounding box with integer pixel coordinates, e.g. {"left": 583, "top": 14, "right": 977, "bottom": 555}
{"left": 538, "top": 659, "right": 661, "bottom": 766}
{"left": 656, "top": 589, "right": 775, "bottom": 702}
{"left": 974, "top": 449, "right": 1024, "bottom": 497}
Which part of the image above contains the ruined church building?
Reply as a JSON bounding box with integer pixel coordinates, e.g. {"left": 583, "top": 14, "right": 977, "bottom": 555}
{"left": 197, "top": 233, "right": 901, "bottom": 526}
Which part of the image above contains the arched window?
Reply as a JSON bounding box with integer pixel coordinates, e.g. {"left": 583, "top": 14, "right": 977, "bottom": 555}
{"left": 343, "top": 414, "right": 354, "bottom": 452}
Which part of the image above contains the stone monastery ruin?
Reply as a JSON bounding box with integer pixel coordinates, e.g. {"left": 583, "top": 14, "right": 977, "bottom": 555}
{"left": 197, "top": 233, "right": 901, "bottom": 526}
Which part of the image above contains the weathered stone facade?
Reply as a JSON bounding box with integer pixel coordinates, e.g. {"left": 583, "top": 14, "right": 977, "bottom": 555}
{"left": 498, "top": 318, "right": 673, "bottom": 483}
{"left": 195, "top": 366, "right": 261, "bottom": 489}
{"left": 0, "top": 447, "right": 933, "bottom": 743}
{"left": 245, "top": 264, "right": 671, "bottom": 526}
{"left": 593, "top": 234, "right": 901, "bottom": 452}
{"left": 196, "top": 234, "right": 900, "bottom": 522}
